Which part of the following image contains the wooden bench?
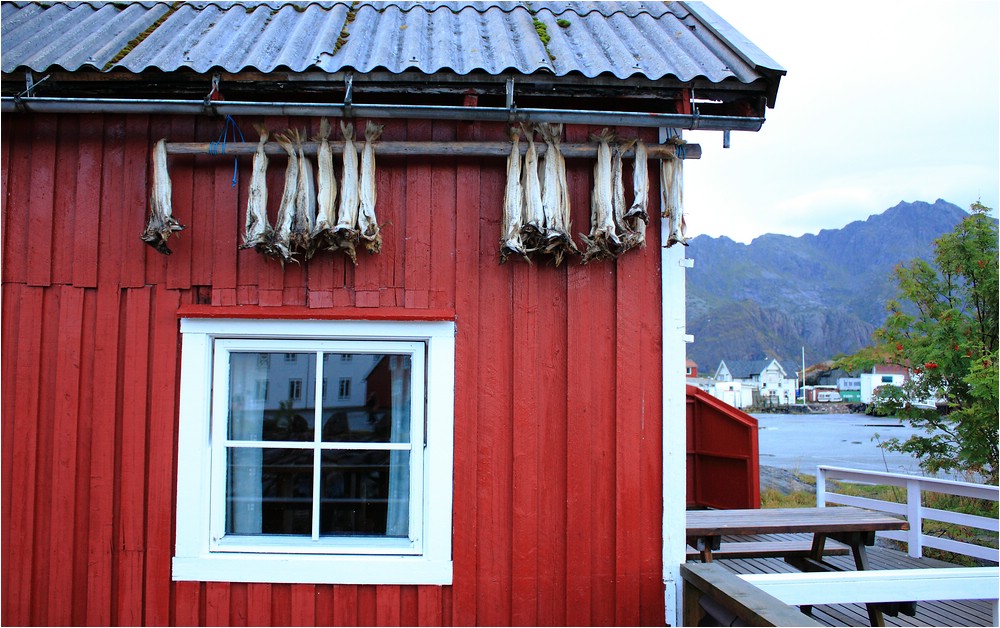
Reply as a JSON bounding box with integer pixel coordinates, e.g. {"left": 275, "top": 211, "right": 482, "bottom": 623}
{"left": 685, "top": 539, "right": 850, "bottom": 561}
{"left": 680, "top": 562, "right": 824, "bottom": 627}
{"left": 740, "top": 567, "right": 1000, "bottom": 627}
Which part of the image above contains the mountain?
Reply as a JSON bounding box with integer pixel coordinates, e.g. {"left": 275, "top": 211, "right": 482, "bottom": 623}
{"left": 686, "top": 199, "right": 971, "bottom": 374}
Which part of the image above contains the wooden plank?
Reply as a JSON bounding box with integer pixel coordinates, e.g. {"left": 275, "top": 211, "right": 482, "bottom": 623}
{"left": 116, "top": 287, "right": 153, "bottom": 625}
{"left": 51, "top": 116, "right": 80, "bottom": 284}
{"left": 474, "top": 150, "right": 513, "bottom": 627}
{"left": 211, "top": 133, "right": 240, "bottom": 303}
{"left": 416, "top": 585, "right": 442, "bottom": 626}
{"left": 246, "top": 582, "right": 272, "bottom": 627}
{"left": 638, "top": 161, "right": 665, "bottom": 626}
{"left": 121, "top": 115, "right": 151, "bottom": 288}
{"left": 357, "top": 585, "right": 377, "bottom": 627}
{"left": 564, "top": 122, "right": 594, "bottom": 627}
{"left": 5, "top": 287, "right": 43, "bottom": 625}
{"left": 535, "top": 236, "right": 569, "bottom": 626}
{"left": 290, "top": 585, "right": 317, "bottom": 626}
{"left": 615, "top": 246, "right": 643, "bottom": 627}
{"left": 685, "top": 540, "right": 851, "bottom": 560}
{"left": 172, "top": 581, "right": 202, "bottom": 626}
{"left": 205, "top": 582, "right": 231, "bottom": 626}
{"left": 741, "top": 568, "right": 1000, "bottom": 606}
{"left": 271, "top": 583, "right": 291, "bottom": 627}
{"left": 46, "top": 287, "right": 85, "bottom": 625}
{"left": 510, "top": 262, "right": 539, "bottom": 627}
{"left": 228, "top": 582, "right": 248, "bottom": 626}
{"left": 71, "top": 115, "right": 105, "bottom": 287}
{"left": 26, "top": 113, "right": 57, "bottom": 287}
{"left": 375, "top": 585, "right": 401, "bottom": 626}
{"left": 687, "top": 507, "right": 908, "bottom": 537}
{"left": 315, "top": 585, "right": 334, "bottom": 627}
{"left": 332, "top": 585, "right": 358, "bottom": 626}
{"left": 679, "top": 563, "right": 823, "bottom": 627}
{"left": 428, "top": 121, "right": 457, "bottom": 310}
{"left": 144, "top": 287, "right": 181, "bottom": 626}
{"left": 2, "top": 117, "right": 32, "bottom": 284}
{"left": 190, "top": 117, "right": 216, "bottom": 287}
{"left": 403, "top": 119, "right": 432, "bottom": 309}
{"left": 97, "top": 116, "right": 127, "bottom": 289}
{"left": 165, "top": 140, "right": 702, "bottom": 160}
{"left": 85, "top": 286, "right": 121, "bottom": 625}
{"left": 0, "top": 284, "right": 20, "bottom": 625}
{"left": 449, "top": 119, "right": 481, "bottom": 628}
{"left": 165, "top": 115, "right": 195, "bottom": 289}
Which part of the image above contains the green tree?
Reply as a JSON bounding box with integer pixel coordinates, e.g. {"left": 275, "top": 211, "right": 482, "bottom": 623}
{"left": 842, "top": 202, "right": 998, "bottom": 484}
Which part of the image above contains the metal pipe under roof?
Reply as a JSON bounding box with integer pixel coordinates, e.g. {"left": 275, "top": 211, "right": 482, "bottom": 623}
{"left": 0, "top": 96, "right": 766, "bottom": 132}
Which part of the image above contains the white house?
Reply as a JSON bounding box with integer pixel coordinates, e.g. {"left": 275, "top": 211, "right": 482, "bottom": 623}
{"left": 715, "top": 358, "right": 798, "bottom": 406}
{"left": 860, "top": 365, "right": 909, "bottom": 403}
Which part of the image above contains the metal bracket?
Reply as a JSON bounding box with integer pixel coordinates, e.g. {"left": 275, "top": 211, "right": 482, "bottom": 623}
{"left": 344, "top": 72, "right": 354, "bottom": 118}
{"left": 723, "top": 129, "right": 731, "bottom": 149}
{"left": 505, "top": 77, "right": 516, "bottom": 122}
{"left": 203, "top": 73, "right": 221, "bottom": 112}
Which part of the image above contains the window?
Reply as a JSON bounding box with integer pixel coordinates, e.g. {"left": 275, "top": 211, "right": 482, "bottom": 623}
{"left": 173, "top": 318, "right": 455, "bottom": 585}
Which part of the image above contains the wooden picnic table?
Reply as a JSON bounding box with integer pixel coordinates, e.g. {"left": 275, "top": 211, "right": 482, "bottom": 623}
{"left": 686, "top": 506, "right": 910, "bottom": 626}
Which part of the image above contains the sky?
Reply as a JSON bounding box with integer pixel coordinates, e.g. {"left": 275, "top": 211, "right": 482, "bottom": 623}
{"left": 682, "top": 0, "right": 1000, "bottom": 243}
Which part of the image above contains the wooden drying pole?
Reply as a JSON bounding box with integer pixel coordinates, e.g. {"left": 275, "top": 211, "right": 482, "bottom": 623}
{"left": 164, "top": 140, "right": 701, "bottom": 160}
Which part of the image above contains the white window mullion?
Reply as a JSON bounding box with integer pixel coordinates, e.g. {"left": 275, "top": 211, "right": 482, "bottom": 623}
{"left": 210, "top": 344, "right": 233, "bottom": 548}
{"left": 312, "top": 352, "right": 323, "bottom": 541}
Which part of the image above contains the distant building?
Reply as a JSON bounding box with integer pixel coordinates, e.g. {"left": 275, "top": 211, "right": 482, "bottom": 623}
{"left": 860, "top": 365, "right": 909, "bottom": 403}
{"left": 715, "top": 358, "right": 798, "bottom": 407}
{"left": 685, "top": 359, "right": 698, "bottom": 377}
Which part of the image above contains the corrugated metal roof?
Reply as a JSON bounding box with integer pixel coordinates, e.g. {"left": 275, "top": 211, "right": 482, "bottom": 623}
{"left": 1, "top": 1, "right": 783, "bottom": 87}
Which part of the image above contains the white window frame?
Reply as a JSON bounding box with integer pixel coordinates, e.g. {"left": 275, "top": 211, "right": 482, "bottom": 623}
{"left": 172, "top": 318, "right": 455, "bottom": 585}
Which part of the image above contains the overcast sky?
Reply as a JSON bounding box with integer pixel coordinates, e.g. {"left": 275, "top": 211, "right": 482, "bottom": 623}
{"left": 682, "top": 0, "right": 1000, "bottom": 243}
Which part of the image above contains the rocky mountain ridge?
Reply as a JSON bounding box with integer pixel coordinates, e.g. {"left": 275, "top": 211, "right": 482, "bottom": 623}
{"left": 686, "top": 199, "right": 972, "bottom": 373}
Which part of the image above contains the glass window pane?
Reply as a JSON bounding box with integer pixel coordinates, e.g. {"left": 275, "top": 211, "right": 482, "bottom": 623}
{"left": 319, "top": 449, "right": 409, "bottom": 537}
{"left": 321, "top": 354, "right": 411, "bottom": 444}
{"left": 229, "top": 352, "right": 316, "bottom": 442}
{"left": 227, "top": 448, "right": 313, "bottom": 535}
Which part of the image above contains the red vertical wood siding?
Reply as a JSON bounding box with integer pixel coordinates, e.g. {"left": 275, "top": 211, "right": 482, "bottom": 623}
{"left": 686, "top": 385, "right": 761, "bottom": 510}
{"left": 1, "top": 113, "right": 667, "bottom": 626}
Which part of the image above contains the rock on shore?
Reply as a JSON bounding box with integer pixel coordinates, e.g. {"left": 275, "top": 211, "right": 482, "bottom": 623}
{"left": 760, "top": 465, "right": 815, "bottom": 494}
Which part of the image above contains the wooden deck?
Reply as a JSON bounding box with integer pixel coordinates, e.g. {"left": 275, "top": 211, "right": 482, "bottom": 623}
{"left": 702, "top": 534, "right": 996, "bottom": 627}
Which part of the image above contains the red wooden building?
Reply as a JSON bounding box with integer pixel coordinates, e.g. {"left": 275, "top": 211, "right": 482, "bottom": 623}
{"left": 1, "top": 2, "right": 782, "bottom": 625}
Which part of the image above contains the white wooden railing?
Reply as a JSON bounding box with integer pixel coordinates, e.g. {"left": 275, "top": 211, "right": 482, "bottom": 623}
{"left": 816, "top": 465, "right": 999, "bottom": 562}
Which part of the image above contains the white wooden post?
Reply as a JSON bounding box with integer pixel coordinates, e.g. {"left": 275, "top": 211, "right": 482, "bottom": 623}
{"left": 906, "top": 478, "right": 923, "bottom": 557}
{"left": 660, "top": 128, "right": 688, "bottom": 627}
{"left": 816, "top": 467, "right": 827, "bottom": 507}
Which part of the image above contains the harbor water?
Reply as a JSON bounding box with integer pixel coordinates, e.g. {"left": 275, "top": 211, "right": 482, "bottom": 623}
{"left": 753, "top": 413, "right": 957, "bottom": 479}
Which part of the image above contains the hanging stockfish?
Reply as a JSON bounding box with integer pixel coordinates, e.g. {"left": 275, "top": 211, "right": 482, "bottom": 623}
{"left": 290, "top": 128, "right": 317, "bottom": 258}
{"left": 267, "top": 131, "right": 299, "bottom": 263}
{"left": 661, "top": 155, "right": 688, "bottom": 247}
{"left": 240, "top": 125, "right": 272, "bottom": 252}
{"left": 537, "top": 122, "right": 578, "bottom": 266}
{"left": 611, "top": 139, "right": 646, "bottom": 253}
{"left": 333, "top": 121, "right": 361, "bottom": 264}
{"left": 358, "top": 121, "right": 383, "bottom": 254}
{"left": 580, "top": 128, "right": 621, "bottom": 263}
{"left": 624, "top": 139, "right": 649, "bottom": 249}
{"left": 519, "top": 125, "right": 546, "bottom": 254}
{"left": 141, "top": 138, "right": 185, "bottom": 254}
{"left": 311, "top": 117, "right": 339, "bottom": 251}
{"left": 499, "top": 126, "right": 527, "bottom": 263}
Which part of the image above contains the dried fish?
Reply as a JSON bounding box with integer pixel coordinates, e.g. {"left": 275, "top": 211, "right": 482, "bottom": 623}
{"left": 311, "top": 117, "right": 339, "bottom": 251}
{"left": 141, "top": 138, "right": 185, "bottom": 254}
{"left": 580, "top": 128, "right": 620, "bottom": 263}
{"left": 334, "top": 121, "right": 361, "bottom": 263}
{"left": 268, "top": 131, "right": 298, "bottom": 263}
{"left": 358, "top": 121, "right": 383, "bottom": 254}
{"left": 537, "top": 122, "right": 578, "bottom": 266}
{"left": 241, "top": 125, "right": 272, "bottom": 252}
{"left": 290, "top": 128, "right": 317, "bottom": 258}
{"left": 520, "top": 125, "right": 545, "bottom": 251}
{"left": 661, "top": 155, "right": 688, "bottom": 247}
{"left": 625, "top": 139, "right": 649, "bottom": 249}
{"left": 499, "top": 126, "right": 527, "bottom": 263}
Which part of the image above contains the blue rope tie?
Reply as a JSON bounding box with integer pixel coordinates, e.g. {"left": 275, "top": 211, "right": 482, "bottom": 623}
{"left": 210, "top": 115, "right": 245, "bottom": 186}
